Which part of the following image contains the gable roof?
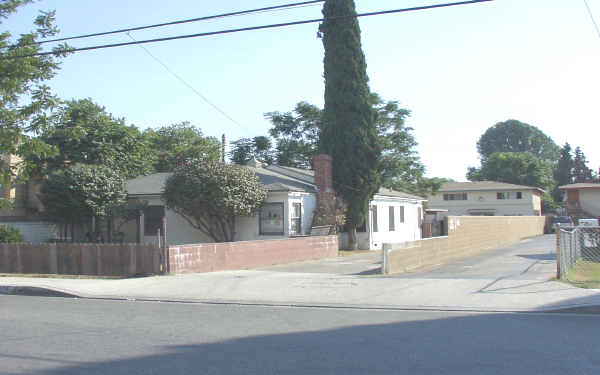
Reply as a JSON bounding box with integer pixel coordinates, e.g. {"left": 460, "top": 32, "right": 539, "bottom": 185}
{"left": 559, "top": 183, "right": 600, "bottom": 190}
{"left": 127, "top": 165, "right": 316, "bottom": 196}
{"left": 127, "top": 163, "right": 424, "bottom": 201}
{"left": 437, "top": 181, "right": 544, "bottom": 194}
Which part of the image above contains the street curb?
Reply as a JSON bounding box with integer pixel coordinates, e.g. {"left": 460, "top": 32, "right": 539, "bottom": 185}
{"left": 3, "top": 284, "right": 600, "bottom": 315}
{"left": 0, "top": 285, "right": 78, "bottom": 298}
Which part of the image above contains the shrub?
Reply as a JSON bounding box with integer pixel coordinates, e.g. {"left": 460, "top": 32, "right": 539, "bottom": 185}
{"left": 0, "top": 225, "right": 24, "bottom": 243}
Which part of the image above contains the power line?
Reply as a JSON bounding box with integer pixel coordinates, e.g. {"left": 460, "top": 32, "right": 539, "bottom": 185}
{"left": 583, "top": 0, "right": 600, "bottom": 41}
{"left": 1, "top": 0, "right": 494, "bottom": 60}
{"left": 0, "top": 0, "right": 325, "bottom": 50}
{"left": 125, "top": 32, "right": 251, "bottom": 134}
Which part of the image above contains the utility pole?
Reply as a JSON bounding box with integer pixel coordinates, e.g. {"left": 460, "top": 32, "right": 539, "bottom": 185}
{"left": 221, "top": 134, "right": 226, "bottom": 163}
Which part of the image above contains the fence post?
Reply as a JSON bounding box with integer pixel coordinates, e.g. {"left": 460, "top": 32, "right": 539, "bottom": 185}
{"left": 556, "top": 229, "right": 561, "bottom": 279}
{"left": 162, "top": 216, "right": 169, "bottom": 273}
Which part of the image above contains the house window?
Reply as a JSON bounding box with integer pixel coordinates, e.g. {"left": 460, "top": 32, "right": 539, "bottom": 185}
{"left": 371, "top": 205, "right": 378, "bottom": 232}
{"left": 443, "top": 193, "right": 467, "bottom": 201}
{"left": 498, "top": 192, "right": 523, "bottom": 200}
{"left": 291, "top": 202, "right": 302, "bottom": 235}
{"left": 389, "top": 206, "right": 395, "bottom": 232}
{"left": 144, "top": 206, "right": 165, "bottom": 236}
{"left": 260, "top": 202, "right": 284, "bottom": 235}
{"left": 418, "top": 207, "right": 423, "bottom": 226}
{"left": 400, "top": 206, "right": 405, "bottom": 223}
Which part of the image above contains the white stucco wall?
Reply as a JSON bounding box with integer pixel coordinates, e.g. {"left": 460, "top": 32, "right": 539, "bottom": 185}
{"left": 428, "top": 190, "right": 541, "bottom": 216}
{"left": 369, "top": 197, "right": 423, "bottom": 250}
{"left": 338, "top": 197, "right": 423, "bottom": 250}
{"left": 234, "top": 192, "right": 316, "bottom": 241}
{"left": 579, "top": 190, "right": 600, "bottom": 217}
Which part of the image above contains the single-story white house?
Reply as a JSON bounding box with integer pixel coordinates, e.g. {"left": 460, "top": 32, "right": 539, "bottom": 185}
{"left": 121, "top": 156, "right": 425, "bottom": 250}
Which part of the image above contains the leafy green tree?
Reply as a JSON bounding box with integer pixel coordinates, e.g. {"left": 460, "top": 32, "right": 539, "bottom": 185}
{"left": 472, "top": 152, "right": 554, "bottom": 190}
{"left": 163, "top": 161, "right": 267, "bottom": 242}
{"left": 229, "top": 136, "right": 275, "bottom": 165}
{"left": 572, "top": 146, "right": 594, "bottom": 183}
{"left": 39, "top": 164, "right": 127, "bottom": 239}
{"left": 38, "top": 99, "right": 153, "bottom": 179}
{"left": 552, "top": 142, "right": 574, "bottom": 201}
{"left": 0, "top": 2, "right": 70, "bottom": 205}
{"left": 320, "top": 0, "right": 381, "bottom": 249}
{"left": 266, "top": 101, "right": 322, "bottom": 169}
{"left": 266, "top": 94, "right": 424, "bottom": 193}
{"left": 0, "top": 225, "right": 24, "bottom": 243}
{"left": 144, "top": 122, "right": 221, "bottom": 172}
{"left": 470, "top": 152, "right": 557, "bottom": 212}
{"left": 476, "top": 120, "right": 560, "bottom": 163}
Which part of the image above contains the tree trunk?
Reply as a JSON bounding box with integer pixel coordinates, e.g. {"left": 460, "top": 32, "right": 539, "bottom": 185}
{"left": 347, "top": 226, "right": 358, "bottom": 250}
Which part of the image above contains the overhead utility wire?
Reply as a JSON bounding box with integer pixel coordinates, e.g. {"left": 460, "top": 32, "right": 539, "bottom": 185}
{"left": 125, "top": 33, "right": 250, "bottom": 134}
{"left": 583, "top": 0, "right": 600, "bottom": 41}
{"left": 2, "top": 0, "right": 494, "bottom": 60}
{"left": 1, "top": 0, "right": 325, "bottom": 49}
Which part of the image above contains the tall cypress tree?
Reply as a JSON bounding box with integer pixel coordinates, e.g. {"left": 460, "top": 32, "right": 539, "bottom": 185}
{"left": 320, "top": 0, "right": 381, "bottom": 249}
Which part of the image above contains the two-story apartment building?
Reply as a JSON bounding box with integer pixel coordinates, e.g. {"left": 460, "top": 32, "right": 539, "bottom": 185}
{"left": 427, "top": 181, "right": 543, "bottom": 217}
{"left": 559, "top": 183, "right": 600, "bottom": 218}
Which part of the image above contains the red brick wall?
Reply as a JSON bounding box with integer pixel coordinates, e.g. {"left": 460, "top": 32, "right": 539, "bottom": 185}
{"left": 168, "top": 235, "right": 339, "bottom": 274}
{"left": 313, "top": 154, "right": 336, "bottom": 226}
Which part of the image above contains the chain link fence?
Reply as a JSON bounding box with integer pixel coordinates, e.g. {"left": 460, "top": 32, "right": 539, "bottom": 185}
{"left": 557, "top": 227, "right": 600, "bottom": 285}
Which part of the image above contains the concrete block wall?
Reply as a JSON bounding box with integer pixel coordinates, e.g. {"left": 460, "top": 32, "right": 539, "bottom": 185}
{"left": 0, "top": 243, "right": 160, "bottom": 276}
{"left": 383, "top": 216, "right": 545, "bottom": 274}
{"left": 168, "top": 235, "right": 338, "bottom": 274}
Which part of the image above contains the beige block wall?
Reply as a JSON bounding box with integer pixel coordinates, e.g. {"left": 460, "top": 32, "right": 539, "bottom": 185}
{"left": 383, "top": 216, "right": 545, "bottom": 274}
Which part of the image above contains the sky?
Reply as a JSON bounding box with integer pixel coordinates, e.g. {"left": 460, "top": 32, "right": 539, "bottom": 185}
{"left": 4, "top": 0, "right": 600, "bottom": 181}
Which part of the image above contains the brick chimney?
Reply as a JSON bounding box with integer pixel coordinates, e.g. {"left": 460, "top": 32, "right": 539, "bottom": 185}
{"left": 313, "top": 154, "right": 336, "bottom": 226}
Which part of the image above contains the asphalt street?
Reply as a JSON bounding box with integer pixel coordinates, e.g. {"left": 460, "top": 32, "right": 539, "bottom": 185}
{"left": 1, "top": 295, "right": 599, "bottom": 375}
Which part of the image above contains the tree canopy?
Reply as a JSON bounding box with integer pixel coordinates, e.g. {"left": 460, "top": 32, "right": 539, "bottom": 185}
{"left": 39, "top": 164, "right": 127, "bottom": 226}
{"left": 163, "top": 161, "right": 267, "bottom": 242}
{"left": 265, "top": 94, "right": 424, "bottom": 193}
{"left": 229, "top": 136, "right": 274, "bottom": 165}
{"left": 143, "top": 122, "right": 221, "bottom": 172}
{"left": 0, "top": 1, "right": 69, "bottom": 191}
{"left": 476, "top": 120, "right": 560, "bottom": 163}
{"left": 471, "top": 152, "right": 554, "bottom": 192}
{"left": 38, "top": 99, "right": 153, "bottom": 179}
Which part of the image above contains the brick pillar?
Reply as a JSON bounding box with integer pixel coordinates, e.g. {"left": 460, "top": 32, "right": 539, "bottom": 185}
{"left": 313, "top": 154, "right": 336, "bottom": 227}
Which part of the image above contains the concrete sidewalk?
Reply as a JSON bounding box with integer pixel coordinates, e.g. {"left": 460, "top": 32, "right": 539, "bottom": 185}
{"left": 2, "top": 236, "right": 600, "bottom": 312}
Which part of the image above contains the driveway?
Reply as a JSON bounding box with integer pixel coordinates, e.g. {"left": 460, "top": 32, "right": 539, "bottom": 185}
{"left": 261, "top": 235, "right": 557, "bottom": 281}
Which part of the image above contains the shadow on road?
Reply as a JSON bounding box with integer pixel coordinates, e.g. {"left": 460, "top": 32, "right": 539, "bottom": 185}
{"left": 517, "top": 253, "right": 556, "bottom": 261}
{"left": 5, "top": 309, "right": 599, "bottom": 375}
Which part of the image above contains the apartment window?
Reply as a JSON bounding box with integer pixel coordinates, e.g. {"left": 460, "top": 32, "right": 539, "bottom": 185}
{"left": 443, "top": 193, "right": 467, "bottom": 201}
{"left": 389, "top": 206, "right": 395, "bottom": 232}
{"left": 498, "top": 192, "right": 523, "bottom": 200}
{"left": 400, "top": 206, "right": 405, "bottom": 223}
{"left": 371, "top": 205, "right": 378, "bottom": 232}
{"left": 291, "top": 203, "right": 302, "bottom": 235}
{"left": 260, "top": 202, "right": 284, "bottom": 235}
{"left": 144, "top": 206, "right": 165, "bottom": 236}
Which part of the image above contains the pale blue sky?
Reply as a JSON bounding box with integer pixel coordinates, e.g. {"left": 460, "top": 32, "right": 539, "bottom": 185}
{"left": 6, "top": 0, "right": 600, "bottom": 181}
